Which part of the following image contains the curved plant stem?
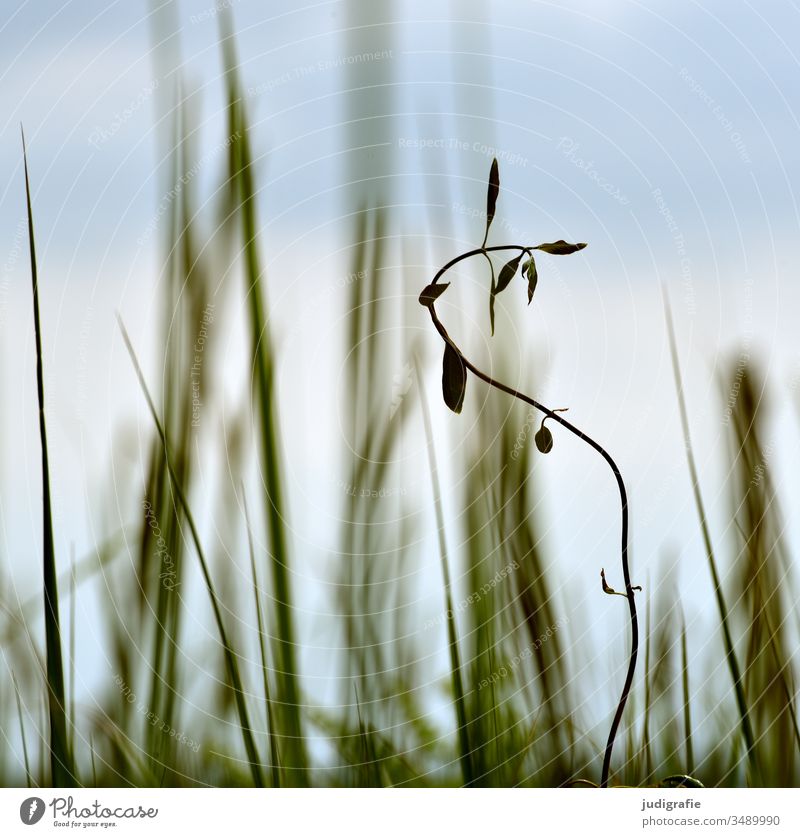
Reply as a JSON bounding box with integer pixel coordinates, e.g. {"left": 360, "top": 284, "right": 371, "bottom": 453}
{"left": 424, "top": 245, "right": 638, "bottom": 787}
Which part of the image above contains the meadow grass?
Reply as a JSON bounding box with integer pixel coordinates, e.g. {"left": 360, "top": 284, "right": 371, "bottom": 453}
{"left": 3, "top": 49, "right": 800, "bottom": 790}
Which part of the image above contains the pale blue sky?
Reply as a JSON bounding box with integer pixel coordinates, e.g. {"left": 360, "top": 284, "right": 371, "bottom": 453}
{"left": 2, "top": 0, "right": 800, "bottom": 767}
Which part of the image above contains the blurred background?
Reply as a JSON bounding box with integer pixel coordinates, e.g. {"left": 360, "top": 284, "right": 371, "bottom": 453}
{"left": 1, "top": 0, "right": 799, "bottom": 787}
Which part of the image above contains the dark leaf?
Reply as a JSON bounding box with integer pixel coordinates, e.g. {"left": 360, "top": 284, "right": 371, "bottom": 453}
{"left": 534, "top": 424, "right": 553, "bottom": 453}
{"left": 600, "top": 568, "right": 615, "bottom": 595}
{"left": 442, "top": 343, "right": 467, "bottom": 414}
{"left": 485, "top": 158, "right": 500, "bottom": 240}
{"left": 486, "top": 259, "right": 497, "bottom": 335}
{"left": 495, "top": 253, "right": 523, "bottom": 295}
{"left": 418, "top": 282, "right": 450, "bottom": 307}
{"left": 534, "top": 240, "right": 587, "bottom": 256}
{"left": 526, "top": 257, "right": 538, "bottom": 305}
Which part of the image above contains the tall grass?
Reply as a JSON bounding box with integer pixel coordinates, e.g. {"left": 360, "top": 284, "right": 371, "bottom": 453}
{"left": 21, "top": 129, "right": 74, "bottom": 787}
{"left": 663, "top": 290, "right": 757, "bottom": 783}
{"left": 219, "top": 17, "right": 306, "bottom": 781}
{"left": 4, "top": 30, "right": 800, "bottom": 791}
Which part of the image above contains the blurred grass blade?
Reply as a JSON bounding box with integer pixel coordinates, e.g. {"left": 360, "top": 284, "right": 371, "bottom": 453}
{"left": 69, "top": 547, "right": 76, "bottom": 759}
{"left": 220, "top": 16, "right": 306, "bottom": 779}
{"left": 662, "top": 287, "right": 757, "bottom": 779}
{"left": 679, "top": 603, "right": 694, "bottom": 776}
{"left": 414, "top": 354, "right": 474, "bottom": 786}
{"left": 244, "top": 490, "right": 282, "bottom": 788}
{"left": 12, "top": 673, "right": 33, "bottom": 787}
{"left": 21, "top": 128, "right": 74, "bottom": 787}
{"left": 117, "top": 316, "right": 265, "bottom": 787}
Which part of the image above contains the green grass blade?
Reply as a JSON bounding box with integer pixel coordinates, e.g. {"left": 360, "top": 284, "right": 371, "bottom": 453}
{"left": 68, "top": 547, "right": 76, "bottom": 761}
{"left": 12, "top": 673, "right": 32, "bottom": 787}
{"left": 414, "top": 354, "right": 474, "bottom": 786}
{"left": 244, "top": 490, "right": 282, "bottom": 787}
{"left": 117, "top": 316, "right": 265, "bottom": 787}
{"left": 679, "top": 603, "right": 695, "bottom": 775}
{"left": 642, "top": 587, "right": 653, "bottom": 783}
{"left": 662, "top": 288, "right": 757, "bottom": 780}
{"left": 220, "top": 19, "right": 305, "bottom": 779}
{"left": 21, "top": 128, "right": 74, "bottom": 787}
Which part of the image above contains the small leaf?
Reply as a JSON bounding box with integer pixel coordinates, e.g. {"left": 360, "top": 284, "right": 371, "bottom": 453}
{"left": 526, "top": 257, "right": 538, "bottom": 305}
{"left": 484, "top": 158, "right": 500, "bottom": 242}
{"left": 600, "top": 568, "right": 615, "bottom": 595}
{"left": 418, "top": 282, "right": 450, "bottom": 307}
{"left": 534, "top": 424, "right": 553, "bottom": 453}
{"left": 534, "top": 240, "right": 587, "bottom": 255}
{"left": 495, "top": 253, "right": 522, "bottom": 295}
{"left": 488, "top": 265, "right": 497, "bottom": 335}
{"left": 442, "top": 343, "right": 466, "bottom": 414}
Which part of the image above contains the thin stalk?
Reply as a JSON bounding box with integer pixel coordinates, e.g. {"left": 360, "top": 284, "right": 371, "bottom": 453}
{"left": 117, "top": 316, "right": 264, "bottom": 787}
{"left": 69, "top": 546, "right": 76, "bottom": 761}
{"left": 414, "top": 355, "right": 475, "bottom": 786}
{"left": 21, "top": 129, "right": 74, "bottom": 787}
{"left": 423, "top": 245, "right": 638, "bottom": 787}
{"left": 679, "top": 604, "right": 695, "bottom": 775}
{"left": 220, "top": 23, "right": 305, "bottom": 778}
{"left": 642, "top": 589, "right": 653, "bottom": 783}
{"left": 12, "top": 673, "right": 32, "bottom": 787}
{"left": 662, "top": 288, "right": 757, "bottom": 779}
{"left": 243, "top": 490, "right": 282, "bottom": 788}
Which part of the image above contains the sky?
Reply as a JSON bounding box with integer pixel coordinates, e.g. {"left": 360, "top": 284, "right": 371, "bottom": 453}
{"left": 2, "top": 0, "right": 800, "bottom": 752}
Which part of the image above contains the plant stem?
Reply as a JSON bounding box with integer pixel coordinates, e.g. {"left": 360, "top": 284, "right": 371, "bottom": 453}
{"left": 424, "top": 245, "right": 638, "bottom": 787}
{"left": 662, "top": 288, "right": 758, "bottom": 781}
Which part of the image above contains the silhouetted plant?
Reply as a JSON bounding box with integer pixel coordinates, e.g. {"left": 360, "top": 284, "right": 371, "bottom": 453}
{"left": 419, "top": 159, "right": 640, "bottom": 787}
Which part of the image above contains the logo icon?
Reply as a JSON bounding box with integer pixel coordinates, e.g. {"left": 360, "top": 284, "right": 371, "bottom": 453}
{"left": 19, "top": 797, "right": 45, "bottom": 825}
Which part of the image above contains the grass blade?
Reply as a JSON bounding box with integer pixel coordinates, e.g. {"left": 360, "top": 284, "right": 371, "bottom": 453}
{"left": 68, "top": 547, "right": 76, "bottom": 760}
{"left": 12, "top": 673, "right": 33, "bottom": 787}
{"left": 243, "top": 490, "right": 282, "bottom": 788}
{"left": 662, "top": 287, "right": 757, "bottom": 780}
{"left": 679, "top": 603, "right": 695, "bottom": 775}
{"left": 117, "top": 316, "right": 265, "bottom": 787}
{"left": 220, "top": 19, "right": 306, "bottom": 779}
{"left": 21, "top": 128, "right": 74, "bottom": 787}
{"left": 414, "top": 354, "right": 474, "bottom": 786}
